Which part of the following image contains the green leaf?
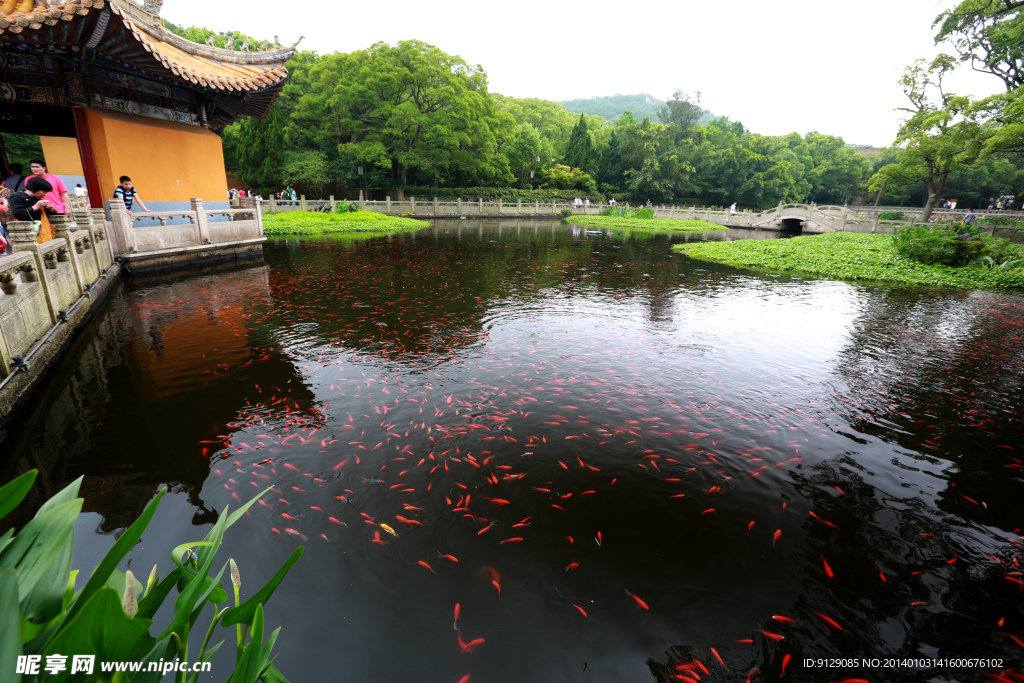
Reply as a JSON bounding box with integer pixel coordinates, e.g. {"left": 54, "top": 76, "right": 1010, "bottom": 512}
{"left": 0, "top": 498, "right": 82, "bottom": 602}
{"left": 222, "top": 547, "right": 304, "bottom": 628}
{"left": 43, "top": 588, "right": 155, "bottom": 683}
{"left": 259, "top": 662, "right": 291, "bottom": 683}
{"left": 135, "top": 568, "right": 182, "bottom": 621}
{"left": 64, "top": 489, "right": 165, "bottom": 625}
{"left": 21, "top": 538, "right": 73, "bottom": 624}
{"left": 170, "top": 542, "right": 215, "bottom": 568}
{"left": 36, "top": 475, "right": 82, "bottom": 516}
{"left": 0, "top": 569, "right": 22, "bottom": 683}
{"left": 126, "top": 635, "right": 179, "bottom": 683}
{"left": 0, "top": 470, "right": 37, "bottom": 520}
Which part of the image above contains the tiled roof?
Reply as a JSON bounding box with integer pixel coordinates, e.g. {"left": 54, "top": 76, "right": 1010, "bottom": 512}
{"left": 0, "top": 0, "right": 297, "bottom": 97}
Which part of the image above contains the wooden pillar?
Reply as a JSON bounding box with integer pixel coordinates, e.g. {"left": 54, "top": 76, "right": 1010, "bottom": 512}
{"left": 72, "top": 107, "right": 103, "bottom": 210}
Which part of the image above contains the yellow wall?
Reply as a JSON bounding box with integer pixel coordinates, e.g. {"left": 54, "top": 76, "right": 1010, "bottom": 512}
{"left": 38, "top": 137, "right": 84, "bottom": 175}
{"left": 84, "top": 107, "right": 228, "bottom": 204}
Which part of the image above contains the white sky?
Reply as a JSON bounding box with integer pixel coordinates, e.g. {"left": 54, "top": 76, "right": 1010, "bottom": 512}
{"left": 162, "top": 0, "right": 1007, "bottom": 147}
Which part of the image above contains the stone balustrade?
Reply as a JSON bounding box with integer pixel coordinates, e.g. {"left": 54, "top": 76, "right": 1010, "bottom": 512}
{"left": 0, "top": 211, "right": 115, "bottom": 380}
{"left": 107, "top": 196, "right": 264, "bottom": 256}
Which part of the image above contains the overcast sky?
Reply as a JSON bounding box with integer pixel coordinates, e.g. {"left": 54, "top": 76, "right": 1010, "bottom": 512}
{"left": 163, "top": 0, "right": 1006, "bottom": 147}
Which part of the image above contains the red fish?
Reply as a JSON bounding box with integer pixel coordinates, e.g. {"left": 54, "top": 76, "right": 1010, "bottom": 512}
{"left": 761, "top": 630, "right": 784, "bottom": 641}
{"left": 500, "top": 537, "right": 524, "bottom": 544}
{"left": 439, "top": 554, "right": 459, "bottom": 563}
{"left": 821, "top": 555, "right": 834, "bottom": 578}
{"left": 781, "top": 654, "right": 791, "bottom": 676}
{"left": 772, "top": 529, "right": 781, "bottom": 547}
{"left": 457, "top": 676, "right": 470, "bottom": 683}
{"left": 772, "top": 615, "right": 797, "bottom": 624}
{"left": 624, "top": 589, "right": 649, "bottom": 610}
{"left": 565, "top": 562, "right": 579, "bottom": 572}
{"left": 491, "top": 579, "right": 501, "bottom": 598}
{"left": 710, "top": 648, "right": 726, "bottom": 668}
{"left": 418, "top": 560, "right": 435, "bottom": 573}
{"left": 572, "top": 603, "right": 588, "bottom": 617}
{"left": 808, "top": 609, "right": 843, "bottom": 630}
{"left": 461, "top": 637, "right": 485, "bottom": 653}
{"left": 746, "top": 668, "right": 761, "bottom": 683}
{"left": 453, "top": 603, "right": 460, "bottom": 630}
{"left": 328, "top": 517, "right": 346, "bottom": 527}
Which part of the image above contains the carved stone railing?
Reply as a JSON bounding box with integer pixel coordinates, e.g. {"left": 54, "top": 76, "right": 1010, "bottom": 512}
{"left": 108, "top": 196, "right": 264, "bottom": 256}
{"left": 0, "top": 213, "right": 116, "bottom": 379}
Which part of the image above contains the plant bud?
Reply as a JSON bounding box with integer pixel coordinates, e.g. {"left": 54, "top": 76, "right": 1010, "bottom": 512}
{"left": 123, "top": 570, "right": 138, "bottom": 617}
{"left": 230, "top": 558, "right": 241, "bottom": 589}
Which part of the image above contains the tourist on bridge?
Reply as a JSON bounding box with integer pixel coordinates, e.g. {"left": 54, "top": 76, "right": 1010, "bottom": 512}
{"left": 730, "top": 202, "right": 737, "bottom": 214}
{"left": 29, "top": 160, "right": 69, "bottom": 215}
{"left": 114, "top": 176, "right": 151, "bottom": 215}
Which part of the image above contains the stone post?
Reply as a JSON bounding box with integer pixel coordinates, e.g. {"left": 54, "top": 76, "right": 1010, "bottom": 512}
{"left": 239, "top": 197, "right": 262, "bottom": 237}
{"left": 328, "top": 195, "right": 336, "bottom": 212}
{"left": 108, "top": 197, "right": 135, "bottom": 256}
{"left": 840, "top": 206, "right": 848, "bottom": 232}
{"left": 433, "top": 197, "right": 439, "bottom": 215}
{"left": 7, "top": 220, "right": 58, "bottom": 324}
{"left": 386, "top": 197, "right": 392, "bottom": 214}
{"left": 73, "top": 208, "right": 104, "bottom": 276}
{"left": 410, "top": 196, "right": 416, "bottom": 214}
{"left": 457, "top": 198, "right": 462, "bottom": 214}
{"left": 51, "top": 214, "right": 87, "bottom": 293}
{"left": 300, "top": 195, "right": 308, "bottom": 212}
{"left": 871, "top": 213, "right": 880, "bottom": 233}
{"left": 478, "top": 198, "right": 484, "bottom": 214}
{"left": 269, "top": 197, "right": 277, "bottom": 214}
{"left": 191, "top": 198, "right": 211, "bottom": 244}
{"left": 552, "top": 200, "right": 557, "bottom": 215}
{"left": 534, "top": 200, "right": 539, "bottom": 214}
{"left": 517, "top": 198, "right": 522, "bottom": 215}
{"left": 498, "top": 198, "right": 503, "bottom": 215}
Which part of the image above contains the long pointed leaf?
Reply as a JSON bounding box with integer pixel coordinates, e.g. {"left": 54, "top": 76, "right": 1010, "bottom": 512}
{"left": 0, "top": 569, "right": 22, "bottom": 683}
{"left": 259, "top": 662, "right": 290, "bottom": 683}
{"left": 135, "top": 568, "right": 182, "bottom": 621}
{"left": 222, "top": 548, "right": 303, "bottom": 628}
{"left": 0, "top": 498, "right": 82, "bottom": 601}
{"left": 64, "top": 489, "right": 165, "bottom": 625}
{"left": 0, "top": 470, "right": 37, "bottom": 520}
{"left": 21, "top": 539, "right": 73, "bottom": 624}
{"left": 36, "top": 476, "right": 82, "bottom": 516}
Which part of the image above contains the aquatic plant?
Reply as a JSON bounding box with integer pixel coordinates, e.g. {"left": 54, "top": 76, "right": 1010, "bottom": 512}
{"left": 892, "top": 224, "right": 983, "bottom": 266}
{"left": 676, "top": 232, "right": 1024, "bottom": 289}
{"left": 0, "top": 470, "right": 301, "bottom": 683}
{"left": 263, "top": 211, "right": 428, "bottom": 236}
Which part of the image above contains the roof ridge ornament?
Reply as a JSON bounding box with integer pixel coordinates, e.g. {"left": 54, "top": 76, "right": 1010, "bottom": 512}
{"left": 142, "top": 0, "right": 161, "bottom": 14}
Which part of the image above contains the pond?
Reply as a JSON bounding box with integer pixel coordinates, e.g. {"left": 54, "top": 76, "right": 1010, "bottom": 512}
{"left": 4, "top": 219, "right": 1023, "bottom": 682}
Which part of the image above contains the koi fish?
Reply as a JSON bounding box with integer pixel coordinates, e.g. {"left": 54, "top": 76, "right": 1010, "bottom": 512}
{"left": 572, "top": 603, "right": 588, "bottom": 617}
{"left": 453, "top": 602, "right": 460, "bottom": 629}
{"left": 821, "top": 555, "right": 834, "bottom": 578}
{"left": 500, "top": 537, "right": 524, "bottom": 544}
{"left": 460, "top": 637, "right": 485, "bottom": 653}
{"left": 808, "top": 609, "right": 842, "bottom": 630}
{"left": 379, "top": 523, "right": 398, "bottom": 538}
{"left": 781, "top": 653, "right": 791, "bottom": 676}
{"left": 418, "top": 560, "right": 435, "bottom": 573}
{"left": 328, "top": 517, "right": 347, "bottom": 527}
{"left": 761, "top": 630, "right": 784, "bottom": 641}
{"left": 772, "top": 615, "right": 797, "bottom": 624}
{"left": 439, "top": 554, "right": 459, "bottom": 563}
{"left": 491, "top": 579, "right": 501, "bottom": 598}
{"left": 772, "top": 529, "right": 781, "bottom": 547}
{"left": 624, "top": 589, "right": 649, "bottom": 610}
{"left": 477, "top": 522, "right": 494, "bottom": 535}
{"left": 362, "top": 478, "right": 384, "bottom": 484}
{"left": 565, "top": 563, "right": 579, "bottom": 572}
{"left": 710, "top": 647, "right": 726, "bottom": 668}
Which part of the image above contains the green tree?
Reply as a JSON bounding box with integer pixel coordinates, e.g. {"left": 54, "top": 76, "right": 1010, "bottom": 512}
{"left": 869, "top": 57, "right": 986, "bottom": 219}
{"left": 280, "top": 149, "right": 335, "bottom": 198}
{"left": 933, "top": 0, "right": 1024, "bottom": 91}
{"left": 563, "top": 113, "right": 595, "bottom": 173}
{"left": 503, "top": 122, "right": 543, "bottom": 187}
{"left": 236, "top": 108, "right": 286, "bottom": 192}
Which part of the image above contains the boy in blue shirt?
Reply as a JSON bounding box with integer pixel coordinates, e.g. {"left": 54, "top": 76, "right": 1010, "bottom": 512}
{"left": 113, "top": 176, "right": 150, "bottom": 214}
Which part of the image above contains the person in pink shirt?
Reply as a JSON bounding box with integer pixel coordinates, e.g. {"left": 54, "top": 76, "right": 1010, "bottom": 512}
{"left": 28, "top": 159, "right": 69, "bottom": 214}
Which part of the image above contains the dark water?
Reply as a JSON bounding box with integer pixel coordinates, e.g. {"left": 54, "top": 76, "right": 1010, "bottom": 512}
{"left": 4, "top": 219, "right": 1024, "bottom": 683}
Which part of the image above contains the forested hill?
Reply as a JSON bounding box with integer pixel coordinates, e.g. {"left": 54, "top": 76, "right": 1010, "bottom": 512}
{"left": 559, "top": 93, "right": 665, "bottom": 121}
{"left": 559, "top": 93, "right": 715, "bottom": 123}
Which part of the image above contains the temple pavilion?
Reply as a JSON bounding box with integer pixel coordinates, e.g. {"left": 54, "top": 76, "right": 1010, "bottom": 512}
{"left": 0, "top": 0, "right": 296, "bottom": 211}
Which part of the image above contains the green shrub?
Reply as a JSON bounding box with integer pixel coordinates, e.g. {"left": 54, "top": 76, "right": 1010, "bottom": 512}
{"left": 559, "top": 208, "right": 572, "bottom": 216}
{"left": 634, "top": 208, "right": 655, "bottom": 219}
{"left": 878, "top": 211, "right": 905, "bottom": 220}
{"left": 892, "top": 224, "right": 983, "bottom": 266}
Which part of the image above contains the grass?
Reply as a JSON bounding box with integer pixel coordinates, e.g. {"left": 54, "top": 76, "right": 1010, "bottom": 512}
{"left": 263, "top": 210, "right": 429, "bottom": 236}
{"left": 566, "top": 215, "right": 727, "bottom": 232}
{"left": 675, "top": 232, "right": 1024, "bottom": 289}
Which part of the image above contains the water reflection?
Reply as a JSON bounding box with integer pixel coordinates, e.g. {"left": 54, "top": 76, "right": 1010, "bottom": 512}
{"left": 2, "top": 220, "right": 1022, "bottom": 682}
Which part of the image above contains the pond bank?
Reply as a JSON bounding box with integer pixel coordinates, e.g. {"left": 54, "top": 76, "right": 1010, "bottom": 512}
{"left": 675, "top": 232, "right": 1024, "bottom": 289}
{"left": 566, "top": 216, "right": 727, "bottom": 232}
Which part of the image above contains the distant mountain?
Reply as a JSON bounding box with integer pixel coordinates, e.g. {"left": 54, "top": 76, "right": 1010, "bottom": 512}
{"left": 559, "top": 93, "right": 664, "bottom": 122}
{"left": 559, "top": 93, "right": 715, "bottom": 125}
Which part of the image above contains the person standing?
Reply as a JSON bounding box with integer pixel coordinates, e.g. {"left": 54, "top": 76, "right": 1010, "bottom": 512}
{"left": 8, "top": 176, "right": 54, "bottom": 221}
{"left": 730, "top": 202, "right": 737, "bottom": 214}
{"left": 28, "top": 160, "right": 69, "bottom": 214}
{"left": 3, "top": 163, "right": 26, "bottom": 192}
{"left": 113, "top": 176, "right": 150, "bottom": 215}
